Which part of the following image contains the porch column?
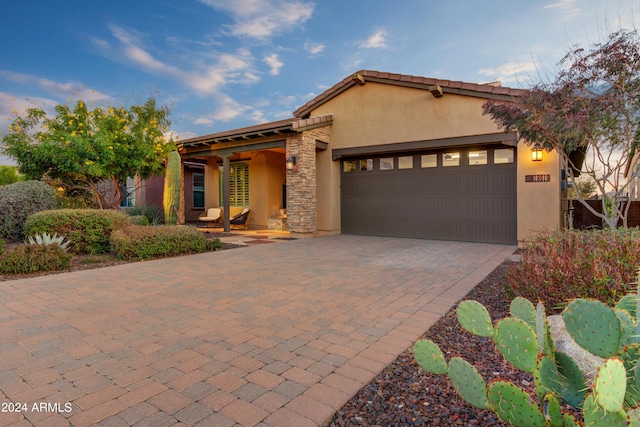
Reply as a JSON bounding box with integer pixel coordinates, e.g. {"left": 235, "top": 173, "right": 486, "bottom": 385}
{"left": 222, "top": 154, "right": 231, "bottom": 232}
{"left": 285, "top": 132, "right": 317, "bottom": 237}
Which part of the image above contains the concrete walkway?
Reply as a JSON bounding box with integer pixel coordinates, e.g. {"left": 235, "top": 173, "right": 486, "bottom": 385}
{"left": 0, "top": 235, "right": 515, "bottom": 427}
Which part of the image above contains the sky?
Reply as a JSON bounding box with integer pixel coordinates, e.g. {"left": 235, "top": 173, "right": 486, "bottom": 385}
{"left": 1, "top": 0, "right": 639, "bottom": 165}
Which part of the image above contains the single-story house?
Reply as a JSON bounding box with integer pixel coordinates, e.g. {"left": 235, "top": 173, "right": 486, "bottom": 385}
{"left": 176, "top": 70, "right": 564, "bottom": 245}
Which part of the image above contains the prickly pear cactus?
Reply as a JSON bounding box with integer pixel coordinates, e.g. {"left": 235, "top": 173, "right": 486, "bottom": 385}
{"left": 163, "top": 151, "right": 181, "bottom": 225}
{"left": 413, "top": 276, "right": 640, "bottom": 427}
{"left": 457, "top": 300, "right": 493, "bottom": 337}
{"left": 563, "top": 299, "right": 621, "bottom": 358}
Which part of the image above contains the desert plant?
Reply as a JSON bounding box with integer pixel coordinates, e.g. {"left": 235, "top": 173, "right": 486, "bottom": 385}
{"left": 506, "top": 229, "right": 640, "bottom": 310}
{"left": 206, "top": 239, "right": 223, "bottom": 252}
{"left": 127, "top": 215, "right": 150, "bottom": 226}
{"left": 24, "top": 209, "right": 128, "bottom": 254}
{"left": 110, "top": 224, "right": 206, "bottom": 261}
{"left": 0, "top": 180, "right": 58, "bottom": 241}
{"left": 0, "top": 244, "right": 72, "bottom": 274}
{"left": 123, "top": 204, "right": 163, "bottom": 225}
{"left": 413, "top": 278, "right": 640, "bottom": 427}
{"left": 25, "top": 233, "right": 70, "bottom": 252}
{"left": 163, "top": 151, "right": 181, "bottom": 225}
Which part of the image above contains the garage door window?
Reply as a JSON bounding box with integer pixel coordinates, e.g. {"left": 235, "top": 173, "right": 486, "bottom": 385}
{"left": 469, "top": 150, "right": 488, "bottom": 166}
{"left": 343, "top": 160, "right": 357, "bottom": 172}
{"left": 380, "top": 158, "right": 394, "bottom": 170}
{"left": 398, "top": 156, "right": 413, "bottom": 169}
{"left": 360, "top": 159, "right": 373, "bottom": 171}
{"left": 421, "top": 154, "right": 437, "bottom": 168}
{"left": 494, "top": 148, "right": 514, "bottom": 164}
{"left": 443, "top": 152, "right": 460, "bottom": 167}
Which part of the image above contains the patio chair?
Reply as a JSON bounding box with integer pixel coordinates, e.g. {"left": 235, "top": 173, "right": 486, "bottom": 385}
{"left": 198, "top": 207, "right": 222, "bottom": 228}
{"left": 230, "top": 208, "right": 250, "bottom": 229}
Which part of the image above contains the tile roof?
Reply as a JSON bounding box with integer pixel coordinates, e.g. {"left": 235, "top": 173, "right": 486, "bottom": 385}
{"left": 177, "top": 115, "right": 334, "bottom": 149}
{"left": 293, "top": 70, "right": 525, "bottom": 118}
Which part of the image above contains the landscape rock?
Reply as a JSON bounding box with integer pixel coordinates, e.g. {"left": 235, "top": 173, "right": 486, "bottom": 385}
{"left": 547, "top": 315, "right": 604, "bottom": 384}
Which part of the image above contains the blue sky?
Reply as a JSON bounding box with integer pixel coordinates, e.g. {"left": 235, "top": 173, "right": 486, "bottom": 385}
{"left": 1, "top": 0, "right": 639, "bottom": 165}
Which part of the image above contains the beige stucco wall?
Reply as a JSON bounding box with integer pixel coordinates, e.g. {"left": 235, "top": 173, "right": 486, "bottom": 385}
{"left": 202, "top": 152, "right": 285, "bottom": 228}
{"left": 249, "top": 151, "right": 286, "bottom": 227}
{"left": 516, "top": 143, "right": 562, "bottom": 244}
{"left": 309, "top": 80, "right": 562, "bottom": 241}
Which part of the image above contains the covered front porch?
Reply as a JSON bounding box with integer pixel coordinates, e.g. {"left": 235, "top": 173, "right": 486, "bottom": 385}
{"left": 176, "top": 116, "right": 332, "bottom": 237}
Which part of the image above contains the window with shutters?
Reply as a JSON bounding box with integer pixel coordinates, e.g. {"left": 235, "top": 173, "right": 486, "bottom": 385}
{"left": 218, "top": 162, "right": 249, "bottom": 206}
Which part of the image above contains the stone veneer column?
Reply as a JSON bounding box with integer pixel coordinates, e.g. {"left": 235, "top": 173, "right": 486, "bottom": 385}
{"left": 285, "top": 125, "right": 329, "bottom": 236}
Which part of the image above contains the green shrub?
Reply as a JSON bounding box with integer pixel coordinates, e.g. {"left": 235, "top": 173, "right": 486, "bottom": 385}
{"left": 0, "top": 238, "right": 4, "bottom": 255}
{"left": 24, "top": 209, "right": 128, "bottom": 254}
{"left": 0, "top": 180, "right": 58, "bottom": 241}
{"left": 111, "top": 225, "right": 207, "bottom": 261}
{"left": 127, "top": 215, "right": 150, "bottom": 226}
{"left": 123, "top": 204, "right": 163, "bottom": 225}
{"left": 0, "top": 244, "right": 72, "bottom": 274}
{"left": 206, "top": 239, "right": 223, "bottom": 252}
{"left": 506, "top": 228, "right": 640, "bottom": 310}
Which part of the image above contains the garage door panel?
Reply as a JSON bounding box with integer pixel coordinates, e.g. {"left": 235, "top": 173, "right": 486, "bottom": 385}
{"left": 341, "top": 148, "right": 517, "bottom": 244}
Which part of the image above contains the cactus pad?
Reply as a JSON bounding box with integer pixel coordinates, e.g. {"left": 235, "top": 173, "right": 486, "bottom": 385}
{"left": 563, "top": 299, "right": 621, "bottom": 358}
{"left": 510, "top": 297, "right": 536, "bottom": 329}
{"left": 447, "top": 357, "right": 488, "bottom": 409}
{"left": 562, "top": 413, "right": 581, "bottom": 427}
{"left": 593, "top": 357, "right": 626, "bottom": 413}
{"left": 456, "top": 300, "right": 493, "bottom": 337}
{"left": 413, "top": 339, "right": 448, "bottom": 374}
{"left": 494, "top": 318, "right": 538, "bottom": 373}
{"left": 534, "top": 355, "right": 561, "bottom": 401}
{"left": 628, "top": 407, "right": 640, "bottom": 427}
{"left": 615, "top": 294, "right": 637, "bottom": 318}
{"left": 619, "top": 345, "right": 640, "bottom": 406}
{"left": 582, "top": 394, "right": 628, "bottom": 427}
{"left": 488, "top": 381, "right": 545, "bottom": 427}
{"left": 555, "top": 351, "right": 587, "bottom": 408}
{"left": 542, "top": 393, "right": 561, "bottom": 426}
{"left": 616, "top": 309, "right": 637, "bottom": 349}
{"left": 536, "top": 302, "right": 554, "bottom": 357}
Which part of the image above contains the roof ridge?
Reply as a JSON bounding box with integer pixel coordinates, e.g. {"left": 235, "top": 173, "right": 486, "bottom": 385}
{"left": 293, "top": 70, "right": 524, "bottom": 118}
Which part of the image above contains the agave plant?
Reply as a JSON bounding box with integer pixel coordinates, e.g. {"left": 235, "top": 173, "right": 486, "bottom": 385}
{"left": 25, "top": 233, "right": 70, "bottom": 252}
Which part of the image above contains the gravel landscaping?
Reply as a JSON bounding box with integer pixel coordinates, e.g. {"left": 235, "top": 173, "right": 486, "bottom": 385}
{"left": 329, "top": 262, "right": 529, "bottom": 427}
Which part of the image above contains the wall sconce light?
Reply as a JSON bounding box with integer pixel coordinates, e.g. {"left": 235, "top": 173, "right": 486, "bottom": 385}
{"left": 286, "top": 155, "right": 298, "bottom": 172}
{"left": 531, "top": 143, "right": 543, "bottom": 162}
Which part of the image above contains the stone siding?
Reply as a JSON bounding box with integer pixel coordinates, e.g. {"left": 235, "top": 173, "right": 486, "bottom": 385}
{"left": 285, "top": 125, "right": 330, "bottom": 234}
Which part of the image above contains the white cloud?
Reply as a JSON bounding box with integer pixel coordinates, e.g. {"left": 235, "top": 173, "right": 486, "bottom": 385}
{"left": 0, "top": 70, "right": 112, "bottom": 103}
{"left": 264, "top": 54, "right": 283, "bottom": 75}
{"left": 198, "top": 0, "right": 314, "bottom": 39}
{"left": 359, "top": 29, "right": 388, "bottom": 49}
{"left": 194, "top": 118, "right": 215, "bottom": 126}
{"left": 102, "top": 24, "right": 255, "bottom": 95}
{"left": 304, "top": 41, "right": 325, "bottom": 55}
{"left": 543, "top": 0, "right": 580, "bottom": 18}
{"left": 478, "top": 60, "right": 539, "bottom": 85}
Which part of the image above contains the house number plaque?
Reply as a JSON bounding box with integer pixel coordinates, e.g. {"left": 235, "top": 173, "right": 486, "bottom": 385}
{"left": 525, "top": 174, "right": 551, "bottom": 183}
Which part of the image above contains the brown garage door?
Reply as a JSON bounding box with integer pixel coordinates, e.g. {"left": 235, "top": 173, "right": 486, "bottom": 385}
{"left": 340, "top": 146, "right": 517, "bottom": 244}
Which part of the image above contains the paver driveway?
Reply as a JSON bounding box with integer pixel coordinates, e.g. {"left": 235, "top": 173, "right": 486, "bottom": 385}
{"left": 0, "top": 235, "right": 515, "bottom": 427}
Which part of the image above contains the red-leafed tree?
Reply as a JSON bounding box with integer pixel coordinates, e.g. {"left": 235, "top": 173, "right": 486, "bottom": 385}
{"left": 483, "top": 29, "right": 640, "bottom": 229}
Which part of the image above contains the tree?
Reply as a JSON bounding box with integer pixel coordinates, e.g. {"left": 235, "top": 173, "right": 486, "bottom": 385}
{"left": 0, "top": 165, "right": 23, "bottom": 186}
{"left": 2, "top": 98, "right": 174, "bottom": 208}
{"left": 483, "top": 29, "right": 640, "bottom": 229}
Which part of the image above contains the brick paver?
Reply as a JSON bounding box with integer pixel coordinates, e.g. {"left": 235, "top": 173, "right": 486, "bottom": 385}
{"left": 0, "top": 235, "right": 514, "bottom": 426}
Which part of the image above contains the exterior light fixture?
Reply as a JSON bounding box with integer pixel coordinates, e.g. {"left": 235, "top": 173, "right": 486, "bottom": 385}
{"left": 286, "top": 155, "right": 298, "bottom": 172}
{"left": 531, "top": 143, "right": 543, "bottom": 162}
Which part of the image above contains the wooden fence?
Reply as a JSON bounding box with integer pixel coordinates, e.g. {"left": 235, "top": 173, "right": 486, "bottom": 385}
{"left": 571, "top": 200, "right": 640, "bottom": 229}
